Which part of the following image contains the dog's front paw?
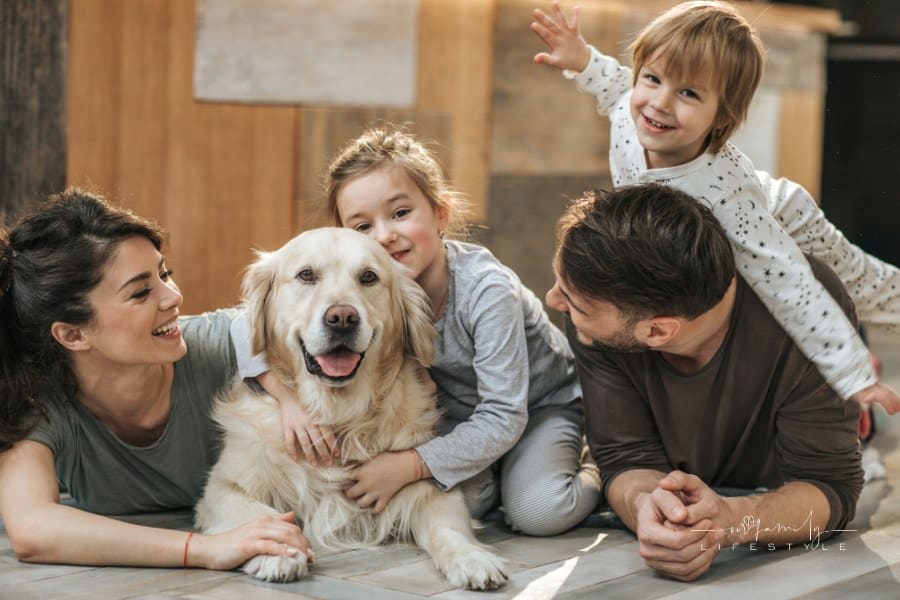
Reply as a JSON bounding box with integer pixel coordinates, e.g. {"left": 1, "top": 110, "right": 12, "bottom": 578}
{"left": 242, "top": 553, "right": 309, "bottom": 582}
{"left": 444, "top": 548, "right": 507, "bottom": 591}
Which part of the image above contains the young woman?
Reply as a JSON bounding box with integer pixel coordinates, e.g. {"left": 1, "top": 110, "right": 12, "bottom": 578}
{"left": 0, "top": 189, "right": 312, "bottom": 569}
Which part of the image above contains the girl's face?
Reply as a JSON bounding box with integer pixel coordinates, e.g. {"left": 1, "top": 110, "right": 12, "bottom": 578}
{"left": 80, "top": 236, "right": 186, "bottom": 366}
{"left": 336, "top": 165, "right": 448, "bottom": 283}
{"left": 630, "top": 55, "right": 722, "bottom": 168}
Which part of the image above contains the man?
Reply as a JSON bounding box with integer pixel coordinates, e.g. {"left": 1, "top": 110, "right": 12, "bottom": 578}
{"left": 546, "top": 184, "right": 863, "bottom": 582}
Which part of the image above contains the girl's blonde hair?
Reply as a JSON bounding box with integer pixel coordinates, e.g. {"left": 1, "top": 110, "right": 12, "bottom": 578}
{"left": 325, "top": 128, "right": 469, "bottom": 239}
{"left": 631, "top": 1, "right": 765, "bottom": 154}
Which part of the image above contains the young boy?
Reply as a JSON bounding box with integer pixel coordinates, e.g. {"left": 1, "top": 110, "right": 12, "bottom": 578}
{"left": 532, "top": 0, "right": 900, "bottom": 413}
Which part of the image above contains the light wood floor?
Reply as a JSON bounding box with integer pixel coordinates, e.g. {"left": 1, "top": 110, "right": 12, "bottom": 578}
{"left": 4, "top": 330, "right": 900, "bottom": 599}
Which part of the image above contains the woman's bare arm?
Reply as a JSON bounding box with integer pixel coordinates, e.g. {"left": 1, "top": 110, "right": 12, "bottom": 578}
{"left": 0, "top": 440, "right": 311, "bottom": 568}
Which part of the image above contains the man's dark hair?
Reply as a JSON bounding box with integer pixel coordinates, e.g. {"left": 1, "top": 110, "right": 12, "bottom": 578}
{"left": 555, "top": 184, "right": 735, "bottom": 321}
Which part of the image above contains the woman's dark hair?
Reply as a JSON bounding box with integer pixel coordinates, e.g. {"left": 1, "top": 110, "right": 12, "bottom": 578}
{"left": 0, "top": 188, "right": 166, "bottom": 450}
{"left": 555, "top": 183, "right": 734, "bottom": 321}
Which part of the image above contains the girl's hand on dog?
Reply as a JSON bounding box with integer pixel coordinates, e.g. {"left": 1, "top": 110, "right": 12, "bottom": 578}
{"left": 346, "top": 450, "right": 427, "bottom": 514}
{"left": 192, "top": 511, "right": 315, "bottom": 570}
{"left": 259, "top": 370, "right": 339, "bottom": 465}
{"left": 280, "top": 400, "right": 338, "bottom": 466}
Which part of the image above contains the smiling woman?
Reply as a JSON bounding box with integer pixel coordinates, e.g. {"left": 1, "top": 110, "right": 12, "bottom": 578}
{"left": 0, "top": 188, "right": 312, "bottom": 570}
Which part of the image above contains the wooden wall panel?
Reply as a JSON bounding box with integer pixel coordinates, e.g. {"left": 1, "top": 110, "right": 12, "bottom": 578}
{"left": 66, "top": 0, "right": 122, "bottom": 197}
{"left": 491, "top": 0, "right": 618, "bottom": 176}
{"left": 294, "top": 1, "right": 491, "bottom": 226}
{"left": 759, "top": 29, "right": 826, "bottom": 91}
{"left": 67, "top": 0, "right": 297, "bottom": 313}
{"left": 583, "top": 0, "right": 840, "bottom": 34}
{"left": 117, "top": 0, "right": 169, "bottom": 218}
{"left": 417, "top": 0, "right": 495, "bottom": 222}
{"left": 1, "top": 0, "right": 68, "bottom": 220}
{"left": 296, "top": 108, "right": 451, "bottom": 229}
{"left": 194, "top": 0, "right": 419, "bottom": 107}
{"left": 64, "top": 0, "right": 837, "bottom": 316}
{"left": 777, "top": 90, "right": 824, "bottom": 199}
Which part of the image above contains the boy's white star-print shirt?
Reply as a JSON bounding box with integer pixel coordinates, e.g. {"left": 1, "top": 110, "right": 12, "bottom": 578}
{"left": 564, "top": 46, "right": 878, "bottom": 399}
{"left": 761, "top": 172, "right": 900, "bottom": 333}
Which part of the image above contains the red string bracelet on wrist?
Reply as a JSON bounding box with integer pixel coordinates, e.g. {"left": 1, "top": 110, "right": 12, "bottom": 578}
{"left": 183, "top": 531, "right": 194, "bottom": 568}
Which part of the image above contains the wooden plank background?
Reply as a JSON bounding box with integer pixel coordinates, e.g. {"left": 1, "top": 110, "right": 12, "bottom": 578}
{"left": 67, "top": 0, "right": 297, "bottom": 313}
{"left": 1, "top": 0, "right": 68, "bottom": 222}
{"left": 66, "top": 0, "right": 495, "bottom": 314}
{"left": 65, "top": 0, "right": 836, "bottom": 314}
{"left": 194, "top": 0, "right": 420, "bottom": 107}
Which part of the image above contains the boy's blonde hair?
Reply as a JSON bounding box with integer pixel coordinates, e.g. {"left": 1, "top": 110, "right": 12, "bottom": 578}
{"left": 631, "top": 1, "right": 765, "bottom": 154}
{"left": 325, "top": 128, "right": 469, "bottom": 239}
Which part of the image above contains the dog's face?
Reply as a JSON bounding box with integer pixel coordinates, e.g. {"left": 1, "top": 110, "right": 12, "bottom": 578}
{"left": 243, "top": 228, "right": 434, "bottom": 390}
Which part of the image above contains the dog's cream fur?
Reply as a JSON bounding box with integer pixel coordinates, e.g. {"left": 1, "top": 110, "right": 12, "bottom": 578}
{"left": 195, "top": 228, "right": 506, "bottom": 589}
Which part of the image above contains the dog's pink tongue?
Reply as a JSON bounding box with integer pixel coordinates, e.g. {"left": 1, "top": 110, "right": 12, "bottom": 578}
{"left": 315, "top": 349, "right": 362, "bottom": 377}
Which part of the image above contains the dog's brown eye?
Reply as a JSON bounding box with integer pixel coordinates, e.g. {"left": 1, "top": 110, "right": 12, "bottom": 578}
{"left": 360, "top": 270, "right": 378, "bottom": 285}
{"left": 297, "top": 268, "right": 316, "bottom": 283}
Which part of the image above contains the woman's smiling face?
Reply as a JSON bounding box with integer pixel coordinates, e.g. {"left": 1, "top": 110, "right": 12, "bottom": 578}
{"left": 80, "top": 236, "right": 186, "bottom": 365}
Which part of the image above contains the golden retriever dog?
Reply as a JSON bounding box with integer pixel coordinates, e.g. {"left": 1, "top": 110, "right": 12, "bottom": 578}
{"left": 195, "top": 228, "right": 507, "bottom": 589}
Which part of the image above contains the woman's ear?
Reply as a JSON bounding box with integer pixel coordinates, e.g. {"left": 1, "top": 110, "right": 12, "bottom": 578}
{"left": 51, "top": 322, "right": 91, "bottom": 352}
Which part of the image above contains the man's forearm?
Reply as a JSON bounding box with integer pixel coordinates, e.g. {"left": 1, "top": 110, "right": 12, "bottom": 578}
{"left": 722, "top": 481, "right": 831, "bottom": 546}
{"left": 606, "top": 468, "right": 667, "bottom": 531}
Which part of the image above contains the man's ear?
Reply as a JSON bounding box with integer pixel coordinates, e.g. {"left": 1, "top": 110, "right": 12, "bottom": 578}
{"left": 51, "top": 322, "right": 92, "bottom": 352}
{"left": 637, "top": 316, "right": 681, "bottom": 348}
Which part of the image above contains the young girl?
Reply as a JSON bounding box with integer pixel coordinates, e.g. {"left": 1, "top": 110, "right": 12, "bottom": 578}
{"left": 234, "top": 128, "right": 601, "bottom": 536}
{"left": 532, "top": 0, "right": 900, "bottom": 413}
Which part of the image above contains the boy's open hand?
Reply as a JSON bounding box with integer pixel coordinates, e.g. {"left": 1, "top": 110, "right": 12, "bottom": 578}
{"left": 852, "top": 381, "right": 900, "bottom": 415}
{"left": 531, "top": 1, "right": 592, "bottom": 73}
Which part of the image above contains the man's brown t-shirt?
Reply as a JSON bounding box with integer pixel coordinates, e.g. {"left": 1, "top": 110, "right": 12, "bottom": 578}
{"left": 572, "top": 258, "right": 863, "bottom": 533}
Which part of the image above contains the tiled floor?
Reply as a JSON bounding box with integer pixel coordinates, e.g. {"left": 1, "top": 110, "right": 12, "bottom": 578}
{"left": 3, "top": 331, "right": 900, "bottom": 598}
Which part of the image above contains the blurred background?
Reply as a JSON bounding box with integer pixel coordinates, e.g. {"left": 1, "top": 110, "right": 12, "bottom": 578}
{"left": 2, "top": 0, "right": 898, "bottom": 316}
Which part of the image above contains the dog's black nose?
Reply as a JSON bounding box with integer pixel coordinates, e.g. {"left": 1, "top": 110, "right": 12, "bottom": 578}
{"left": 324, "top": 304, "right": 359, "bottom": 332}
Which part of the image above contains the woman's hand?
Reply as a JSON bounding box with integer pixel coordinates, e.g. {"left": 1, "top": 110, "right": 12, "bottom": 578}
{"left": 258, "top": 371, "right": 339, "bottom": 465}
{"left": 190, "top": 511, "right": 314, "bottom": 570}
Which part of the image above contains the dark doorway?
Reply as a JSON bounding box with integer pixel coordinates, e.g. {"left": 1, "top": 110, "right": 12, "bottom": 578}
{"left": 779, "top": 1, "right": 900, "bottom": 265}
{"left": 822, "top": 41, "right": 900, "bottom": 265}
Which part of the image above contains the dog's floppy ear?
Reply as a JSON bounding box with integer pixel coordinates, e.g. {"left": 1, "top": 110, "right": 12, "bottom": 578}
{"left": 398, "top": 273, "right": 436, "bottom": 367}
{"left": 242, "top": 250, "right": 277, "bottom": 356}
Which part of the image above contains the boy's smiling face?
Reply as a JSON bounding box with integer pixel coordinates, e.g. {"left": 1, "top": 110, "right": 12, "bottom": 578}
{"left": 630, "top": 54, "right": 722, "bottom": 169}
